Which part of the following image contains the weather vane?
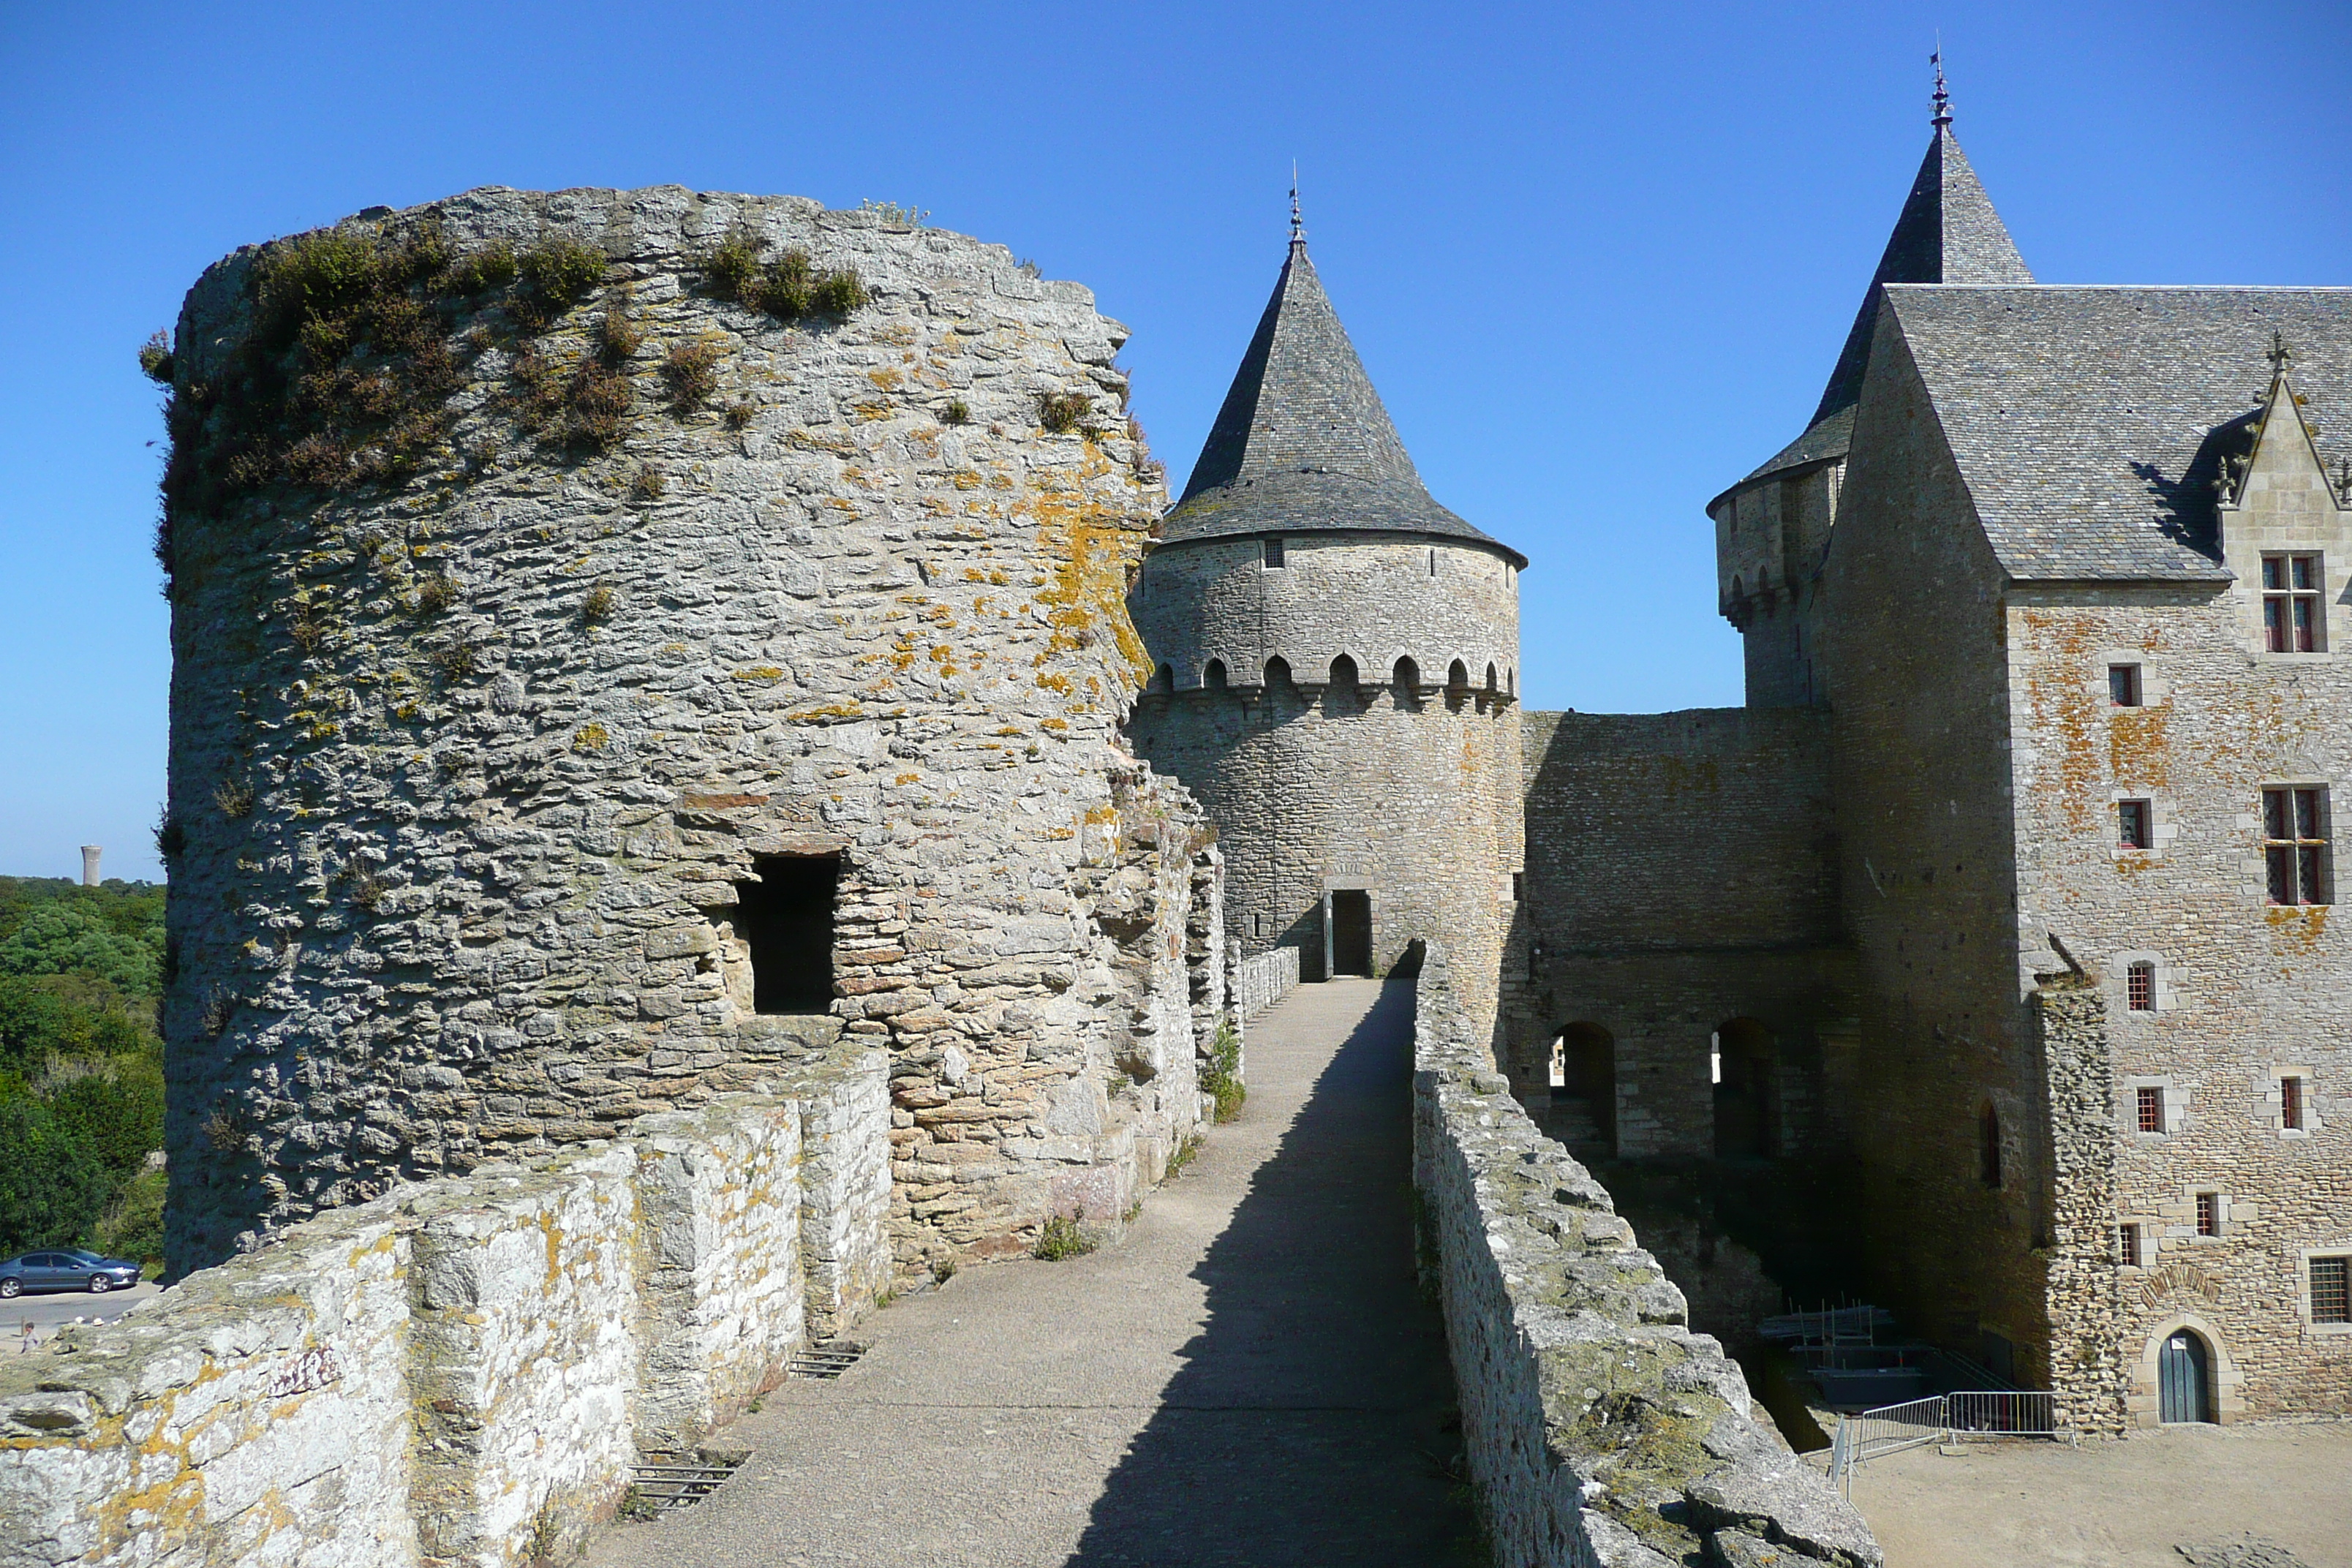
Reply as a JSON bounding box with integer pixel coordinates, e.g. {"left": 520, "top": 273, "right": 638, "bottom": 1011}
{"left": 1289, "top": 162, "right": 1304, "bottom": 244}
{"left": 1931, "top": 39, "right": 1951, "bottom": 128}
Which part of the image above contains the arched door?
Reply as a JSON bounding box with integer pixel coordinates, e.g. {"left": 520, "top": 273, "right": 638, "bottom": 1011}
{"left": 2158, "top": 1330, "right": 2210, "bottom": 1424}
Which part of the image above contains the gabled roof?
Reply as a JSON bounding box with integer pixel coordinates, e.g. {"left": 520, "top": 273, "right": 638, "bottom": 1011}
{"left": 1880, "top": 285, "right": 2352, "bottom": 581}
{"left": 1162, "top": 238, "right": 1523, "bottom": 564}
{"left": 1728, "top": 125, "right": 2032, "bottom": 497}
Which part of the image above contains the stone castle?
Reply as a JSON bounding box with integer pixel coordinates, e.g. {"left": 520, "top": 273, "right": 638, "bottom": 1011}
{"left": 0, "top": 90, "right": 2343, "bottom": 1568}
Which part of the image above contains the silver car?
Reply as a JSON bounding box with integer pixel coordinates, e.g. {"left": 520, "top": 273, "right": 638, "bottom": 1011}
{"left": 0, "top": 1249, "right": 143, "bottom": 1296}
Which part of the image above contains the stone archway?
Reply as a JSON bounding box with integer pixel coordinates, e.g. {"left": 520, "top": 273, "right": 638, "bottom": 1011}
{"left": 2130, "top": 1312, "right": 2245, "bottom": 1427}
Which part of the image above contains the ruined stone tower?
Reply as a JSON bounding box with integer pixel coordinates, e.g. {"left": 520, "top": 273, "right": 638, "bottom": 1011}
{"left": 1127, "top": 228, "right": 1523, "bottom": 1033}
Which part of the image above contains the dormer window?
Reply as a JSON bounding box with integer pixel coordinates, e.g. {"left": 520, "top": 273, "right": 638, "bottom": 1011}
{"left": 2263, "top": 554, "right": 2322, "bottom": 652}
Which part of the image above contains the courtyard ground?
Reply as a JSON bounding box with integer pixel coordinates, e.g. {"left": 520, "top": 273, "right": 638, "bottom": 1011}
{"left": 1841, "top": 1419, "right": 2352, "bottom": 1567}
{"left": 583, "top": 977, "right": 1481, "bottom": 1568}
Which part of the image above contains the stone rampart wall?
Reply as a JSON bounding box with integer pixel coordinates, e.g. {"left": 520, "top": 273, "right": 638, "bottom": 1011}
{"left": 1411, "top": 942, "right": 1880, "bottom": 1568}
{"left": 1230, "top": 943, "right": 1298, "bottom": 1022}
{"left": 0, "top": 1045, "right": 886, "bottom": 1568}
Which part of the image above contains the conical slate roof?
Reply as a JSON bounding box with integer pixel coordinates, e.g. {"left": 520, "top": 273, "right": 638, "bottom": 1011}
{"left": 1162, "top": 237, "right": 1523, "bottom": 563}
{"left": 1734, "top": 124, "right": 2032, "bottom": 489}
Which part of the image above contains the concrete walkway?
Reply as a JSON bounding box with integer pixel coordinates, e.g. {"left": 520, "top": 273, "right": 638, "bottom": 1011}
{"left": 585, "top": 976, "right": 1481, "bottom": 1568}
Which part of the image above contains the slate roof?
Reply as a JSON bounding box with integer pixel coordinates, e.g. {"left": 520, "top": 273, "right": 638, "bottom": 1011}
{"left": 1883, "top": 285, "right": 2352, "bottom": 581}
{"left": 1727, "top": 126, "right": 2032, "bottom": 498}
{"left": 1163, "top": 238, "right": 1523, "bottom": 565}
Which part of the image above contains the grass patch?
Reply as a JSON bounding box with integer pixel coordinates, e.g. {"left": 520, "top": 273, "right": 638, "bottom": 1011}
{"left": 1202, "top": 1018, "right": 1245, "bottom": 1123}
{"left": 581, "top": 584, "right": 616, "bottom": 625}
{"left": 943, "top": 398, "right": 970, "bottom": 425}
{"left": 1036, "top": 390, "right": 1091, "bottom": 434}
{"left": 700, "top": 231, "right": 866, "bottom": 321}
{"left": 137, "top": 331, "right": 173, "bottom": 384}
{"left": 662, "top": 340, "right": 721, "bottom": 410}
{"left": 1032, "top": 1211, "right": 1096, "bottom": 1262}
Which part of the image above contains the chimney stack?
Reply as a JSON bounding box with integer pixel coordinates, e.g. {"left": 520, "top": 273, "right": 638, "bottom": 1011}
{"left": 80, "top": 846, "right": 101, "bottom": 887}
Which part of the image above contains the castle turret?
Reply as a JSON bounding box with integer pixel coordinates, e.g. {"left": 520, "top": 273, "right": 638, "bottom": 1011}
{"left": 1128, "top": 225, "right": 1523, "bottom": 1033}
{"left": 1711, "top": 83, "right": 2031, "bottom": 706}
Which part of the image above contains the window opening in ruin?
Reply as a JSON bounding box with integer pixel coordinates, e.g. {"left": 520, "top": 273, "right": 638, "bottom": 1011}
{"left": 1711, "top": 1019, "right": 1776, "bottom": 1159}
{"left": 1554, "top": 1023, "right": 1617, "bottom": 1154}
{"left": 1152, "top": 663, "right": 1173, "bottom": 693}
{"left": 1329, "top": 890, "right": 1373, "bottom": 977}
{"left": 1329, "top": 654, "right": 1358, "bottom": 694}
{"left": 2137, "top": 1085, "right": 2166, "bottom": 1134}
{"left": 1429, "top": 549, "right": 1436, "bottom": 576}
{"left": 2121, "top": 1224, "right": 2142, "bottom": 1267}
{"left": 2262, "top": 786, "right": 2330, "bottom": 905}
{"left": 2283, "top": 1075, "right": 2304, "bottom": 1130}
{"left": 2195, "top": 1192, "right": 2220, "bottom": 1237}
{"left": 2119, "top": 801, "right": 2152, "bottom": 851}
{"left": 2127, "top": 961, "right": 2155, "bottom": 1011}
{"left": 2262, "top": 553, "right": 2322, "bottom": 652}
{"left": 1205, "top": 659, "right": 1228, "bottom": 690}
{"left": 1447, "top": 659, "right": 1469, "bottom": 691}
{"left": 1263, "top": 537, "right": 1286, "bottom": 569}
{"left": 2109, "top": 664, "right": 2143, "bottom": 706}
{"left": 1264, "top": 655, "right": 1292, "bottom": 691}
{"left": 1485, "top": 663, "right": 1499, "bottom": 693}
{"left": 2313, "top": 1255, "right": 2351, "bottom": 1324}
{"left": 1392, "top": 657, "right": 1420, "bottom": 705}
{"left": 733, "top": 853, "right": 840, "bottom": 1014}
{"left": 1978, "top": 1103, "right": 2002, "bottom": 1187}
{"left": 1512, "top": 871, "right": 1525, "bottom": 901}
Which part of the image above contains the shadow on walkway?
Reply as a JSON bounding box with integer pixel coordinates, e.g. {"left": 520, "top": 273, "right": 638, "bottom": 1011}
{"left": 1063, "top": 980, "right": 1483, "bottom": 1567}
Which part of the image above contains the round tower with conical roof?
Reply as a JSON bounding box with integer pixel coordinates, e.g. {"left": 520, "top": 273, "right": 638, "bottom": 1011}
{"left": 1127, "top": 230, "right": 1524, "bottom": 1030}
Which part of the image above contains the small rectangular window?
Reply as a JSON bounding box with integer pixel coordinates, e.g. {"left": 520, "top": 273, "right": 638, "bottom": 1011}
{"left": 2263, "top": 553, "right": 2323, "bottom": 652}
{"left": 1428, "top": 548, "right": 1437, "bottom": 577}
{"left": 2137, "top": 1085, "right": 2166, "bottom": 1134}
{"left": 2127, "top": 961, "right": 2155, "bottom": 1011}
{"left": 2314, "top": 1256, "right": 2351, "bottom": 1324}
{"left": 1511, "top": 871, "right": 1525, "bottom": 901}
{"left": 2283, "top": 1075, "right": 2304, "bottom": 1131}
{"left": 2109, "top": 664, "right": 2142, "bottom": 706}
{"left": 2121, "top": 1224, "right": 2142, "bottom": 1267}
{"left": 2262, "top": 786, "right": 2330, "bottom": 905}
{"left": 2119, "top": 800, "right": 2152, "bottom": 850}
{"left": 2196, "top": 1192, "right": 2220, "bottom": 1237}
{"left": 734, "top": 853, "right": 840, "bottom": 1014}
{"left": 1262, "top": 537, "right": 1285, "bottom": 570}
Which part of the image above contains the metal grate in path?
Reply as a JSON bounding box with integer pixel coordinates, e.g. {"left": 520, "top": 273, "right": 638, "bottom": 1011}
{"left": 788, "top": 1341, "right": 865, "bottom": 1379}
{"left": 627, "top": 1451, "right": 746, "bottom": 1514}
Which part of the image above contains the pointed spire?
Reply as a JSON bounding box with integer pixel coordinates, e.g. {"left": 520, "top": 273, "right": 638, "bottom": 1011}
{"left": 1161, "top": 230, "right": 1518, "bottom": 560}
{"left": 1728, "top": 83, "right": 2034, "bottom": 490}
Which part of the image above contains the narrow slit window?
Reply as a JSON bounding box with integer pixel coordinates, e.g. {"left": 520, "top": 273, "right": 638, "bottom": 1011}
{"left": 2283, "top": 1075, "right": 2304, "bottom": 1131}
{"left": 2137, "top": 1085, "right": 2166, "bottom": 1134}
{"left": 733, "top": 853, "right": 840, "bottom": 1014}
{"left": 1428, "top": 549, "right": 1436, "bottom": 577}
{"left": 2127, "top": 960, "right": 2155, "bottom": 1011}
{"left": 2263, "top": 786, "right": 2331, "bottom": 905}
{"left": 2195, "top": 1193, "right": 2220, "bottom": 1237}
{"left": 2263, "top": 554, "right": 2323, "bottom": 652}
{"left": 1262, "top": 537, "right": 1286, "bottom": 570}
{"left": 2109, "top": 664, "right": 2143, "bottom": 706}
{"left": 2121, "top": 1224, "right": 2142, "bottom": 1267}
{"left": 2119, "top": 800, "right": 2152, "bottom": 850}
{"left": 1978, "top": 1103, "right": 2002, "bottom": 1188}
{"left": 2313, "top": 1256, "right": 2351, "bottom": 1324}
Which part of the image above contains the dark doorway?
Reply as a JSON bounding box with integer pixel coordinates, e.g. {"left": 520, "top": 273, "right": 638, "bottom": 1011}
{"left": 2159, "top": 1330, "right": 2211, "bottom": 1424}
{"left": 1714, "top": 1018, "right": 1777, "bottom": 1159}
{"left": 1553, "top": 1022, "right": 1617, "bottom": 1155}
{"left": 1330, "top": 890, "right": 1373, "bottom": 977}
{"left": 734, "top": 853, "right": 840, "bottom": 1013}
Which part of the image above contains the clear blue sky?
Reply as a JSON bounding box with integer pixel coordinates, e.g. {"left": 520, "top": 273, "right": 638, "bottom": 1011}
{"left": 2, "top": 1, "right": 2345, "bottom": 881}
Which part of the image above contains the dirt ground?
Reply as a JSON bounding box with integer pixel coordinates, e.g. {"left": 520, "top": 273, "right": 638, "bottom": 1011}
{"left": 1837, "top": 1421, "right": 2352, "bottom": 1568}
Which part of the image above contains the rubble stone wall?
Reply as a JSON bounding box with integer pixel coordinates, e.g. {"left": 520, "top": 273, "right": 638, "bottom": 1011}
{"left": 1231, "top": 943, "right": 1299, "bottom": 1022}
{"left": 0, "top": 1046, "right": 885, "bottom": 1568}
{"left": 157, "top": 185, "right": 1214, "bottom": 1276}
{"left": 1412, "top": 942, "right": 1880, "bottom": 1568}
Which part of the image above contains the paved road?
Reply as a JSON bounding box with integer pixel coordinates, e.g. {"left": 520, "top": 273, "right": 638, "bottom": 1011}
{"left": 1, "top": 1281, "right": 161, "bottom": 1350}
{"left": 586, "top": 976, "right": 1481, "bottom": 1568}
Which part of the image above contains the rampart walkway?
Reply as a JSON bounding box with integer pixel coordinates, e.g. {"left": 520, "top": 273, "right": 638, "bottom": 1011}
{"left": 585, "top": 976, "right": 1481, "bottom": 1567}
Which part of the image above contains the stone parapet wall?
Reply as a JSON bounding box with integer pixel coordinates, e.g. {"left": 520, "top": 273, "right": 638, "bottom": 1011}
{"left": 0, "top": 1044, "right": 886, "bottom": 1568}
{"left": 1411, "top": 942, "right": 1880, "bottom": 1568}
{"left": 1230, "top": 943, "right": 1298, "bottom": 1022}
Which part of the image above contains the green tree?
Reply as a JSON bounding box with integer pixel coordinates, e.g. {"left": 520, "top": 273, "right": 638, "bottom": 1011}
{"left": 0, "top": 1097, "right": 110, "bottom": 1254}
{"left": 0, "top": 977, "right": 149, "bottom": 1070}
{"left": 94, "top": 1167, "right": 165, "bottom": 1266}
{"left": 48, "top": 1055, "right": 165, "bottom": 1177}
{"left": 0, "top": 902, "right": 162, "bottom": 996}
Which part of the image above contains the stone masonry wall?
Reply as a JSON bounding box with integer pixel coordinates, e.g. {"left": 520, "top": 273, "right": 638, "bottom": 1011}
{"left": 2032, "top": 979, "right": 2128, "bottom": 1433}
{"left": 1515, "top": 708, "right": 1855, "bottom": 1153}
{"left": 157, "top": 186, "right": 1213, "bottom": 1275}
{"left": 0, "top": 1044, "right": 886, "bottom": 1568}
{"left": 1230, "top": 943, "right": 1299, "bottom": 1022}
{"left": 1411, "top": 942, "right": 1880, "bottom": 1568}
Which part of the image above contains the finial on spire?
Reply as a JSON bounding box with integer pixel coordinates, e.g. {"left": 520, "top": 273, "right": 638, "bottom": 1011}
{"left": 1289, "top": 162, "right": 1305, "bottom": 245}
{"left": 1931, "top": 40, "right": 1952, "bottom": 128}
{"left": 2269, "top": 330, "right": 2293, "bottom": 379}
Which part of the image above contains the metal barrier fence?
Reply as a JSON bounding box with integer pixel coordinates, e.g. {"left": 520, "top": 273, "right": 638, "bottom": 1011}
{"left": 1829, "top": 1392, "right": 2060, "bottom": 1494}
